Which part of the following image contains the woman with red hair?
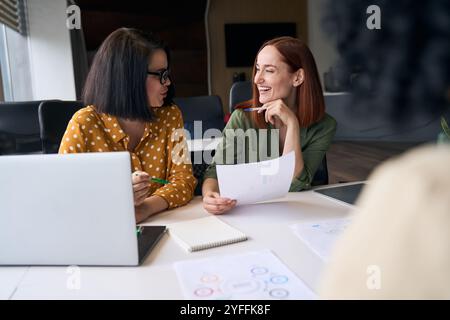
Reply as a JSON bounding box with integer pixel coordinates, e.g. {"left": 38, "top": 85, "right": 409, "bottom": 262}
{"left": 202, "top": 36, "right": 337, "bottom": 215}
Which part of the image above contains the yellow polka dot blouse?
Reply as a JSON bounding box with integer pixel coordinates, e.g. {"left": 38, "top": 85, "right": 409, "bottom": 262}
{"left": 59, "top": 105, "right": 197, "bottom": 209}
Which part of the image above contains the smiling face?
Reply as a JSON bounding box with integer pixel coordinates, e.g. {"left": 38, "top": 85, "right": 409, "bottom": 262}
{"left": 146, "top": 49, "right": 171, "bottom": 107}
{"left": 254, "top": 45, "right": 302, "bottom": 107}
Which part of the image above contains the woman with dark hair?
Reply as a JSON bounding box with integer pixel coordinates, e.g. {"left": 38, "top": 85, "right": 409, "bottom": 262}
{"left": 318, "top": 1, "right": 450, "bottom": 299}
{"left": 202, "top": 37, "right": 337, "bottom": 215}
{"left": 59, "top": 28, "right": 196, "bottom": 223}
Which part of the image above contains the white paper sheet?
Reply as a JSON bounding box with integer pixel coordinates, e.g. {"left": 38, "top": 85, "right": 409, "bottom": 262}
{"left": 290, "top": 218, "right": 352, "bottom": 261}
{"left": 216, "top": 152, "right": 295, "bottom": 205}
{"left": 174, "top": 250, "right": 316, "bottom": 300}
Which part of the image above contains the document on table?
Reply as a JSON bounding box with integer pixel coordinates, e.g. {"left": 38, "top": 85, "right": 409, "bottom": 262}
{"left": 216, "top": 151, "right": 295, "bottom": 205}
{"left": 174, "top": 250, "right": 317, "bottom": 300}
{"left": 290, "top": 218, "right": 352, "bottom": 261}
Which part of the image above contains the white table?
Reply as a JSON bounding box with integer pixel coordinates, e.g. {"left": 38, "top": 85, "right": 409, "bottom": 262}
{"left": 0, "top": 267, "right": 29, "bottom": 299}
{"left": 2, "top": 187, "right": 356, "bottom": 300}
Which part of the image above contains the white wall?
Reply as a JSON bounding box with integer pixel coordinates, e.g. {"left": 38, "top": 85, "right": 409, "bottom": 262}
{"left": 3, "top": 26, "right": 33, "bottom": 100}
{"left": 26, "top": 0, "right": 76, "bottom": 100}
{"left": 307, "top": 0, "right": 339, "bottom": 88}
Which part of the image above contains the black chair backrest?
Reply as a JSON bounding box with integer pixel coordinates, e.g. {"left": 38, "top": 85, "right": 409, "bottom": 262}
{"left": 173, "top": 95, "right": 225, "bottom": 196}
{"left": 229, "top": 80, "right": 252, "bottom": 112}
{"left": 173, "top": 95, "right": 224, "bottom": 138}
{"left": 311, "top": 155, "right": 329, "bottom": 186}
{"left": 38, "top": 100, "right": 84, "bottom": 154}
{"left": 0, "top": 101, "right": 45, "bottom": 155}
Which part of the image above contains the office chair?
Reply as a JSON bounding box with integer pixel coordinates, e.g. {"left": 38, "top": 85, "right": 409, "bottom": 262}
{"left": 173, "top": 95, "right": 226, "bottom": 196}
{"left": 0, "top": 101, "right": 45, "bottom": 155}
{"left": 173, "top": 95, "right": 225, "bottom": 138}
{"left": 38, "top": 100, "right": 84, "bottom": 154}
{"left": 229, "top": 80, "right": 252, "bottom": 112}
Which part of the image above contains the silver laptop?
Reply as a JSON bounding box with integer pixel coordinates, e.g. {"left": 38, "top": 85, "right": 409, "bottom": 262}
{"left": 0, "top": 152, "right": 166, "bottom": 266}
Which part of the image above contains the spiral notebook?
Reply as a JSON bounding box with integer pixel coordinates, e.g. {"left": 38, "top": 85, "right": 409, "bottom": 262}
{"left": 168, "top": 216, "right": 248, "bottom": 252}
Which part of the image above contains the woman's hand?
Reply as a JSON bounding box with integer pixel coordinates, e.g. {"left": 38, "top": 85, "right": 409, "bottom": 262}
{"left": 258, "top": 99, "right": 298, "bottom": 128}
{"left": 134, "top": 201, "right": 150, "bottom": 223}
{"left": 132, "top": 171, "right": 150, "bottom": 206}
{"left": 202, "top": 191, "right": 237, "bottom": 215}
{"left": 134, "top": 195, "right": 169, "bottom": 224}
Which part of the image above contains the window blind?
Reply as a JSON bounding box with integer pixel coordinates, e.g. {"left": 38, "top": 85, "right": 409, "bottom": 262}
{"left": 0, "top": 0, "right": 24, "bottom": 34}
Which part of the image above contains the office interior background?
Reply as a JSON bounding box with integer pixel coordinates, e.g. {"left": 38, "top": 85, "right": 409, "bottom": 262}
{"left": 0, "top": 0, "right": 446, "bottom": 182}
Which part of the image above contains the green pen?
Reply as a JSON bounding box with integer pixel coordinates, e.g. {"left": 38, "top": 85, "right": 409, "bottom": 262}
{"left": 151, "top": 177, "right": 170, "bottom": 185}
{"left": 136, "top": 226, "right": 143, "bottom": 236}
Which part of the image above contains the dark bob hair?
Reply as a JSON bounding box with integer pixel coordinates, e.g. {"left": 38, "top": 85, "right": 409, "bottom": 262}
{"left": 82, "top": 28, "right": 174, "bottom": 121}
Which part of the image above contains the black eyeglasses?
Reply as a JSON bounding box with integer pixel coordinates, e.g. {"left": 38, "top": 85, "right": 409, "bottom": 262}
{"left": 147, "top": 68, "right": 170, "bottom": 85}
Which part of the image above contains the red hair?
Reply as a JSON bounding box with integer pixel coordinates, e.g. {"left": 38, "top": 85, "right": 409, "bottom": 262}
{"left": 235, "top": 37, "right": 325, "bottom": 128}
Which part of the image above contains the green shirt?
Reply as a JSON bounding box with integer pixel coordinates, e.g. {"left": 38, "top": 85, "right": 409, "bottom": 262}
{"left": 203, "top": 109, "right": 337, "bottom": 191}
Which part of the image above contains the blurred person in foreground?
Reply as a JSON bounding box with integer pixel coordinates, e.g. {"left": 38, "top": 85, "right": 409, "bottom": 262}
{"left": 318, "top": 0, "right": 450, "bottom": 299}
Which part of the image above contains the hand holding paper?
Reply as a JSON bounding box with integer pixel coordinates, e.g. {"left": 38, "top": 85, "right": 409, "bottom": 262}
{"left": 216, "top": 152, "right": 295, "bottom": 206}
